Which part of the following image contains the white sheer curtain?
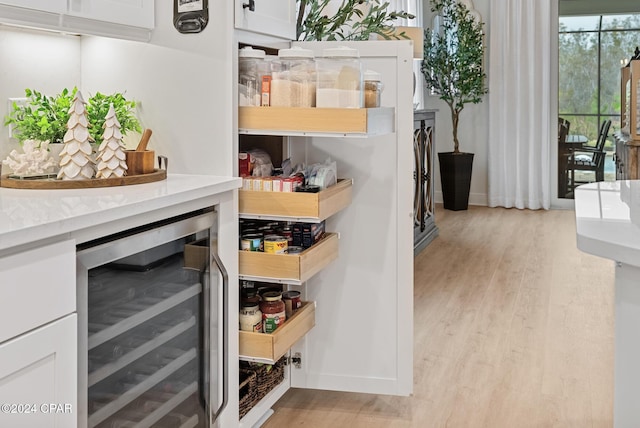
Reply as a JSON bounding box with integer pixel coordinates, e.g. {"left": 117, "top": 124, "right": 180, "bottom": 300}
{"left": 488, "top": 0, "right": 552, "bottom": 209}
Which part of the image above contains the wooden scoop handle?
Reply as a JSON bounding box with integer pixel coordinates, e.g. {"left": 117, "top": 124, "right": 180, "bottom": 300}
{"left": 136, "top": 129, "right": 152, "bottom": 151}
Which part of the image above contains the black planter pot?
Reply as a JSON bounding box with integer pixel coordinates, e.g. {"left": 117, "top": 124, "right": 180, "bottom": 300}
{"left": 438, "top": 152, "right": 474, "bottom": 211}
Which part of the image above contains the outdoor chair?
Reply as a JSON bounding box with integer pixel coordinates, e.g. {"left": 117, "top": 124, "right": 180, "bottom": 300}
{"left": 569, "top": 119, "right": 611, "bottom": 187}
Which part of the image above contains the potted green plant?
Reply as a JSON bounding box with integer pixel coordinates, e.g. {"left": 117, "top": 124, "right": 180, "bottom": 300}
{"left": 5, "top": 87, "right": 140, "bottom": 147}
{"left": 421, "top": 0, "right": 487, "bottom": 210}
{"left": 296, "top": 0, "right": 414, "bottom": 41}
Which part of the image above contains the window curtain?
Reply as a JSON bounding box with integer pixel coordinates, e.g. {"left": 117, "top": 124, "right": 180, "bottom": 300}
{"left": 488, "top": 0, "right": 552, "bottom": 210}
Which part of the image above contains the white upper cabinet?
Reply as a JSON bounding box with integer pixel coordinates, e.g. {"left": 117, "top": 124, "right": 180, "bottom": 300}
{"left": 235, "top": 0, "right": 295, "bottom": 40}
{"left": 0, "top": 0, "right": 154, "bottom": 41}
{"left": 67, "top": 0, "right": 154, "bottom": 29}
{"left": 0, "top": 0, "right": 65, "bottom": 13}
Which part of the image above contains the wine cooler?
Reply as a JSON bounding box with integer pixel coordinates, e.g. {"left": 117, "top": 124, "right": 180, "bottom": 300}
{"left": 76, "top": 209, "right": 228, "bottom": 428}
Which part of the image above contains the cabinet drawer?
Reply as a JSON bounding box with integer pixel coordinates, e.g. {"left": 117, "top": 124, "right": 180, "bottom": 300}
{"left": 240, "top": 179, "right": 353, "bottom": 221}
{"left": 239, "top": 301, "right": 315, "bottom": 363}
{"left": 239, "top": 233, "right": 338, "bottom": 284}
{"left": 0, "top": 240, "right": 75, "bottom": 343}
{"left": 239, "top": 107, "right": 395, "bottom": 136}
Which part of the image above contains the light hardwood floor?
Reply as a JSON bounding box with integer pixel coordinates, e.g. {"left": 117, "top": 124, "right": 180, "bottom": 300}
{"left": 263, "top": 205, "right": 615, "bottom": 428}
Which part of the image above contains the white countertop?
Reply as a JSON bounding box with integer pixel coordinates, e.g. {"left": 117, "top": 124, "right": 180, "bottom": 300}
{"left": 0, "top": 174, "right": 241, "bottom": 252}
{"left": 575, "top": 180, "right": 640, "bottom": 267}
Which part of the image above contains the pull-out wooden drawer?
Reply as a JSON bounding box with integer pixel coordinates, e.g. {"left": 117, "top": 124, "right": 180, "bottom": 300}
{"left": 239, "top": 179, "right": 353, "bottom": 222}
{"left": 239, "top": 233, "right": 338, "bottom": 284}
{"left": 239, "top": 301, "right": 316, "bottom": 363}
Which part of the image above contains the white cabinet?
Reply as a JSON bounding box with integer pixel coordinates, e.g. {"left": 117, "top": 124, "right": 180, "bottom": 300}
{"left": 0, "top": 240, "right": 75, "bottom": 344}
{"left": 0, "top": 0, "right": 153, "bottom": 41}
{"left": 234, "top": 0, "right": 295, "bottom": 40}
{"left": 0, "top": 0, "right": 64, "bottom": 13}
{"left": 67, "top": 0, "right": 154, "bottom": 29}
{"left": 235, "top": 40, "right": 415, "bottom": 426}
{"left": 0, "top": 315, "right": 78, "bottom": 428}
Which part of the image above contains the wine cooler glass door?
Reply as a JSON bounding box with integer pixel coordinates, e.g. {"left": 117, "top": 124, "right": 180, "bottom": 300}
{"left": 77, "top": 209, "right": 226, "bottom": 428}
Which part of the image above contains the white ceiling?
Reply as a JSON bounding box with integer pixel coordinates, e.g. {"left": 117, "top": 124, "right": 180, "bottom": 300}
{"left": 560, "top": 0, "right": 640, "bottom": 16}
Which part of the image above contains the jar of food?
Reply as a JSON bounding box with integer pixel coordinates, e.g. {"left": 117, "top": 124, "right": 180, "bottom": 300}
{"left": 316, "top": 46, "right": 363, "bottom": 108}
{"left": 239, "top": 302, "right": 262, "bottom": 332}
{"left": 282, "top": 290, "right": 302, "bottom": 318}
{"left": 270, "top": 47, "right": 316, "bottom": 107}
{"left": 239, "top": 47, "right": 267, "bottom": 107}
{"left": 364, "top": 70, "right": 384, "bottom": 108}
{"left": 259, "top": 291, "right": 286, "bottom": 333}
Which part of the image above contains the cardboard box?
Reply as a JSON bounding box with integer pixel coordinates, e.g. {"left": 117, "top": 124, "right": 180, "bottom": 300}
{"left": 184, "top": 238, "right": 209, "bottom": 271}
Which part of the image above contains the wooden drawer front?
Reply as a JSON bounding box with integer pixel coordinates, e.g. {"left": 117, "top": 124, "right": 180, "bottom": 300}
{"left": 240, "top": 301, "right": 315, "bottom": 363}
{"left": 240, "top": 179, "right": 352, "bottom": 220}
{"left": 239, "top": 107, "right": 394, "bottom": 135}
{"left": 239, "top": 233, "right": 338, "bottom": 283}
{"left": 0, "top": 240, "right": 75, "bottom": 343}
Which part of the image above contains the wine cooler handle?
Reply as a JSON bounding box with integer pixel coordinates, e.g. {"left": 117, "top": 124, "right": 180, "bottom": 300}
{"left": 210, "top": 250, "right": 229, "bottom": 425}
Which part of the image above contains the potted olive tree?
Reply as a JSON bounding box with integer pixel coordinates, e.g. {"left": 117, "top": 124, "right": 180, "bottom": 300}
{"left": 422, "top": 0, "right": 487, "bottom": 210}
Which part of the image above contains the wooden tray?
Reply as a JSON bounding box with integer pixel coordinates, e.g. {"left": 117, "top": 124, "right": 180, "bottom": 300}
{"left": 0, "top": 169, "right": 166, "bottom": 189}
{"left": 239, "top": 301, "right": 316, "bottom": 363}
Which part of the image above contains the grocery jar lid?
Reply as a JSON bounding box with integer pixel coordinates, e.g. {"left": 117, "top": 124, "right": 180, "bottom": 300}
{"left": 262, "top": 291, "right": 283, "bottom": 301}
{"left": 322, "top": 46, "right": 360, "bottom": 58}
{"left": 239, "top": 46, "right": 266, "bottom": 59}
{"left": 278, "top": 46, "right": 314, "bottom": 59}
{"left": 364, "top": 69, "right": 382, "bottom": 81}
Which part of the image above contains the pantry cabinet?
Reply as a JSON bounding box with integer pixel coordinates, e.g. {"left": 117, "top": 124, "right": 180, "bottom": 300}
{"left": 234, "top": 0, "right": 295, "bottom": 41}
{"left": 235, "top": 40, "right": 414, "bottom": 427}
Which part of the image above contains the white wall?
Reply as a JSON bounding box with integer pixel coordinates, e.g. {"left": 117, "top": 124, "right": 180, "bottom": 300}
{"left": 0, "top": 27, "right": 81, "bottom": 164}
{"left": 80, "top": 2, "right": 234, "bottom": 176}
{"left": 423, "top": 0, "right": 491, "bottom": 206}
{"left": 1, "top": 2, "right": 234, "bottom": 178}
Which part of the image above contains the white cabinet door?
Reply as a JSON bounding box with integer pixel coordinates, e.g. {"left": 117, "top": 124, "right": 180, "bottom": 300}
{"left": 234, "top": 0, "right": 295, "bottom": 40}
{"left": 0, "top": 240, "right": 75, "bottom": 345}
{"left": 67, "top": 0, "right": 154, "bottom": 29}
{"left": 0, "top": 0, "right": 65, "bottom": 13}
{"left": 0, "top": 315, "right": 77, "bottom": 428}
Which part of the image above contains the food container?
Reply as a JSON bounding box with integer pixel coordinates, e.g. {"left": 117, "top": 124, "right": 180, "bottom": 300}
{"left": 260, "top": 291, "right": 286, "bottom": 333}
{"left": 364, "top": 70, "right": 384, "bottom": 108}
{"left": 282, "top": 290, "right": 302, "bottom": 318}
{"left": 239, "top": 302, "right": 262, "bottom": 332}
{"left": 316, "top": 46, "right": 363, "bottom": 108}
{"left": 264, "top": 235, "right": 288, "bottom": 254}
{"left": 239, "top": 47, "right": 268, "bottom": 107}
{"left": 241, "top": 233, "right": 263, "bottom": 251}
{"left": 270, "top": 47, "right": 316, "bottom": 108}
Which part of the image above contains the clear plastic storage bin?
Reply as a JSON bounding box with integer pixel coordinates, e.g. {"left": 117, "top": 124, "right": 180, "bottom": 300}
{"left": 316, "top": 46, "right": 363, "bottom": 108}
{"left": 239, "top": 47, "right": 268, "bottom": 107}
{"left": 270, "top": 47, "right": 316, "bottom": 108}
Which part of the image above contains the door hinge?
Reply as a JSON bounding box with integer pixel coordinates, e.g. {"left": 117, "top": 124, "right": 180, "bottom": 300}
{"left": 287, "top": 352, "right": 302, "bottom": 369}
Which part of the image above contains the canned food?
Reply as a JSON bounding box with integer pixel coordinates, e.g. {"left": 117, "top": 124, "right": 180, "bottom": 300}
{"left": 264, "top": 235, "right": 288, "bottom": 254}
{"left": 282, "top": 178, "right": 295, "bottom": 192}
{"left": 241, "top": 233, "right": 263, "bottom": 251}
{"left": 282, "top": 290, "right": 302, "bottom": 318}
{"left": 252, "top": 177, "right": 263, "bottom": 191}
{"left": 286, "top": 246, "right": 304, "bottom": 254}
{"left": 272, "top": 178, "right": 282, "bottom": 192}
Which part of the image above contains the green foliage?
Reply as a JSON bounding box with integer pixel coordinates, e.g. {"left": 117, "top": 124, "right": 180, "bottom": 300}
{"left": 421, "top": 0, "right": 487, "bottom": 153}
{"left": 4, "top": 87, "right": 77, "bottom": 144}
{"left": 296, "top": 0, "right": 415, "bottom": 41}
{"left": 86, "top": 92, "right": 141, "bottom": 145}
{"left": 5, "top": 87, "right": 140, "bottom": 146}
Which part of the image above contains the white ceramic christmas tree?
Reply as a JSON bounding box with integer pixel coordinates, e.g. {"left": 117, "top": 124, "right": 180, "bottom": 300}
{"left": 96, "top": 104, "right": 128, "bottom": 178}
{"left": 57, "top": 91, "right": 95, "bottom": 180}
